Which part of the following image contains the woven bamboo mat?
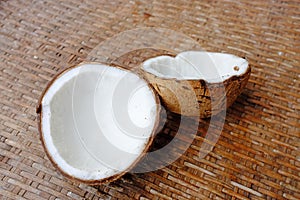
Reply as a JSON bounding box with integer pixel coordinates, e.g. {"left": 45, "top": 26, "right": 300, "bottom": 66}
{"left": 1, "top": 0, "right": 299, "bottom": 199}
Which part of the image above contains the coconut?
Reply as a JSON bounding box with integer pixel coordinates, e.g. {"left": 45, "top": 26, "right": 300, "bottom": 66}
{"left": 36, "top": 63, "right": 160, "bottom": 184}
{"left": 141, "top": 51, "right": 251, "bottom": 118}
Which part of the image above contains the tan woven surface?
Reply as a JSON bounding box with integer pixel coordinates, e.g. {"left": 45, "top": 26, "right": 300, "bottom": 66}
{"left": 1, "top": 0, "right": 299, "bottom": 199}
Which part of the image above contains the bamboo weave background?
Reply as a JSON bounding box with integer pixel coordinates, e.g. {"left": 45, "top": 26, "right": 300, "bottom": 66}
{"left": 0, "top": 0, "right": 299, "bottom": 199}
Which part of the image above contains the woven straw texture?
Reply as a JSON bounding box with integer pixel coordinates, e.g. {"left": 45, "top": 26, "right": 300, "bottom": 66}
{"left": 1, "top": 0, "right": 299, "bottom": 199}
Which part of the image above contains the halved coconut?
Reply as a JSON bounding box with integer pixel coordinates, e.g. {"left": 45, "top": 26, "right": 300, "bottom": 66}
{"left": 37, "top": 63, "right": 160, "bottom": 184}
{"left": 141, "top": 51, "right": 251, "bottom": 118}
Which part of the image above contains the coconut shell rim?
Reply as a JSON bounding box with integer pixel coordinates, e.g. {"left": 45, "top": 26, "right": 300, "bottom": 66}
{"left": 36, "top": 61, "right": 161, "bottom": 185}
{"left": 140, "top": 52, "right": 251, "bottom": 84}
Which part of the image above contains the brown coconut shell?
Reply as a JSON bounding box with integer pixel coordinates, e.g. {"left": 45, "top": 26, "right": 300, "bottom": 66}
{"left": 36, "top": 62, "right": 161, "bottom": 185}
{"left": 141, "top": 56, "right": 251, "bottom": 118}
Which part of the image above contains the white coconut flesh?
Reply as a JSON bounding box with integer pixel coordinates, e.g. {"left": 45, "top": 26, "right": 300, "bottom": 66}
{"left": 40, "top": 63, "right": 158, "bottom": 181}
{"left": 142, "top": 51, "right": 249, "bottom": 83}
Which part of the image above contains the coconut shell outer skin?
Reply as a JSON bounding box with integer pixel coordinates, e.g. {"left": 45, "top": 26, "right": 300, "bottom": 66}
{"left": 36, "top": 62, "right": 161, "bottom": 185}
{"left": 141, "top": 63, "right": 251, "bottom": 118}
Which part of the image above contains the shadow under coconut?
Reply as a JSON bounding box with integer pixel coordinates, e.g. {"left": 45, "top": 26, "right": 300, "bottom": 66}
{"left": 226, "top": 88, "right": 257, "bottom": 118}
{"left": 131, "top": 105, "right": 203, "bottom": 173}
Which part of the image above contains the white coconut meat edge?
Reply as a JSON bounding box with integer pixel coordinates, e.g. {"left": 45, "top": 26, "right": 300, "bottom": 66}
{"left": 142, "top": 51, "right": 249, "bottom": 83}
{"left": 40, "top": 63, "right": 158, "bottom": 181}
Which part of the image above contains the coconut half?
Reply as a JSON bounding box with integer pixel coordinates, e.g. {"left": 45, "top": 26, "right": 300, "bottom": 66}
{"left": 37, "top": 63, "right": 160, "bottom": 184}
{"left": 141, "top": 51, "right": 251, "bottom": 117}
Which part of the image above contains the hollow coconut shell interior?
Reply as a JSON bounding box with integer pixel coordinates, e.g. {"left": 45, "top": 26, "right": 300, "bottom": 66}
{"left": 36, "top": 63, "right": 160, "bottom": 184}
{"left": 141, "top": 51, "right": 251, "bottom": 118}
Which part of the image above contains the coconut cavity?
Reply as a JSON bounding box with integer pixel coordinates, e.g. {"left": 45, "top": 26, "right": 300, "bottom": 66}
{"left": 142, "top": 51, "right": 249, "bottom": 82}
{"left": 40, "top": 63, "right": 158, "bottom": 181}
